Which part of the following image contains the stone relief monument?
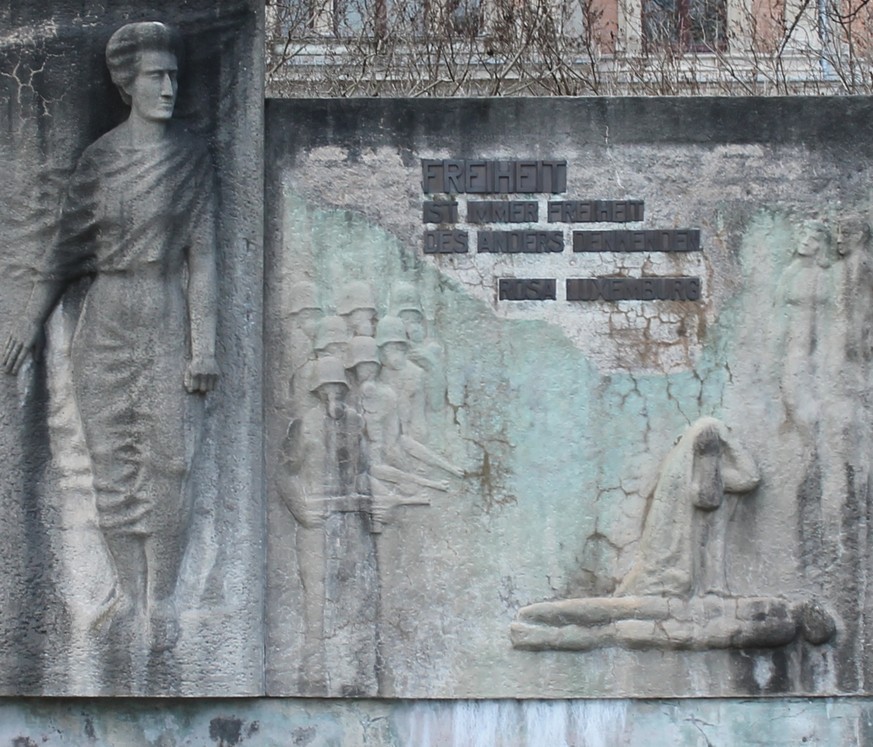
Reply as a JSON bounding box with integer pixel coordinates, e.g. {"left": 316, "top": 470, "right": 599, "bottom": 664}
{"left": 4, "top": 7, "right": 873, "bottom": 713}
{"left": 0, "top": 2, "right": 262, "bottom": 696}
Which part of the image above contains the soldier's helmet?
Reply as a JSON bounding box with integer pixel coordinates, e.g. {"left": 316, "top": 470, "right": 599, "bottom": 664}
{"left": 314, "top": 316, "right": 349, "bottom": 351}
{"left": 375, "top": 316, "right": 408, "bottom": 347}
{"left": 288, "top": 281, "right": 321, "bottom": 314}
{"left": 348, "top": 336, "right": 380, "bottom": 367}
{"left": 337, "top": 281, "right": 377, "bottom": 316}
{"left": 390, "top": 281, "right": 424, "bottom": 316}
{"left": 310, "top": 356, "right": 349, "bottom": 392}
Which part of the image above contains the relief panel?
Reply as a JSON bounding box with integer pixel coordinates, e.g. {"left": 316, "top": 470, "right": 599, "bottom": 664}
{"left": 266, "top": 98, "right": 873, "bottom": 698}
{"left": 0, "top": 4, "right": 263, "bottom": 696}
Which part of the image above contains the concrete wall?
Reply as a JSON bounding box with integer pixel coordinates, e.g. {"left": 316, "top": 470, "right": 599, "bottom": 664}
{"left": 2, "top": 696, "right": 872, "bottom": 746}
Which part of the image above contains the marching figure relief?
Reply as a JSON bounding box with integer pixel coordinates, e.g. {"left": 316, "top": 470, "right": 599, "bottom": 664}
{"left": 3, "top": 22, "right": 218, "bottom": 692}
{"left": 276, "top": 280, "right": 463, "bottom": 694}
{"left": 278, "top": 283, "right": 463, "bottom": 532}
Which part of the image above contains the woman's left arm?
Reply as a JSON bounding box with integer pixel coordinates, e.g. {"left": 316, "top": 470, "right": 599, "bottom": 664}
{"left": 185, "top": 150, "right": 219, "bottom": 394}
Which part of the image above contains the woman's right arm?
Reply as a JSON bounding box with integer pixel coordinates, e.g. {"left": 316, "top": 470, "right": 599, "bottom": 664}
{"left": 3, "top": 152, "right": 98, "bottom": 375}
{"left": 3, "top": 279, "right": 66, "bottom": 374}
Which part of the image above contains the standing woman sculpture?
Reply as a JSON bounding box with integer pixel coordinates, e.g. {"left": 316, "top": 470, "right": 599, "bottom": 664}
{"left": 3, "top": 22, "right": 218, "bottom": 690}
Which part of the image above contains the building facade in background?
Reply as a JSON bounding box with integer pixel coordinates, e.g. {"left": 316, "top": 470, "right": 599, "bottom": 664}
{"left": 266, "top": 0, "right": 873, "bottom": 94}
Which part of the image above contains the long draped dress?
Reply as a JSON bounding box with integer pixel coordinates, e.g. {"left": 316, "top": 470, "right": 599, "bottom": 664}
{"left": 49, "top": 122, "right": 215, "bottom": 539}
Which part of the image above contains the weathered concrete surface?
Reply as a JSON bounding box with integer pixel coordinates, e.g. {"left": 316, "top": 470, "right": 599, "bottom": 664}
{"left": 1, "top": 696, "right": 872, "bottom": 746}
{"left": 266, "top": 98, "right": 873, "bottom": 698}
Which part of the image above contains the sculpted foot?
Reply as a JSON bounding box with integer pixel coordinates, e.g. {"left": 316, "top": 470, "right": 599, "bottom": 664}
{"left": 89, "top": 585, "right": 130, "bottom": 636}
{"left": 150, "top": 600, "right": 181, "bottom": 653}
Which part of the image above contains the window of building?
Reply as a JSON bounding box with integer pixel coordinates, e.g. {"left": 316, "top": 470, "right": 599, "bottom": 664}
{"left": 642, "top": 0, "right": 728, "bottom": 51}
{"left": 271, "top": 0, "right": 483, "bottom": 39}
{"left": 331, "top": 0, "right": 387, "bottom": 36}
{"left": 446, "top": 0, "right": 484, "bottom": 36}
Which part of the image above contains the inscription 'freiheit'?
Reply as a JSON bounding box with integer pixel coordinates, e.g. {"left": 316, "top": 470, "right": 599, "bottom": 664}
{"left": 548, "top": 200, "right": 644, "bottom": 223}
{"left": 574, "top": 230, "right": 700, "bottom": 253}
{"left": 567, "top": 277, "right": 701, "bottom": 301}
{"left": 479, "top": 231, "right": 563, "bottom": 253}
{"left": 422, "top": 159, "right": 567, "bottom": 194}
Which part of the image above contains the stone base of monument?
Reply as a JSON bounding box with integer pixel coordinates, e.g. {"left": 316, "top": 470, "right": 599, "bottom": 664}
{"left": 510, "top": 595, "right": 836, "bottom": 651}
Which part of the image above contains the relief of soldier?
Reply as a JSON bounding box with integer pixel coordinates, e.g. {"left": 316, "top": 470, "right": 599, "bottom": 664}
{"left": 275, "top": 279, "right": 464, "bottom": 693}
{"left": 278, "top": 280, "right": 463, "bottom": 534}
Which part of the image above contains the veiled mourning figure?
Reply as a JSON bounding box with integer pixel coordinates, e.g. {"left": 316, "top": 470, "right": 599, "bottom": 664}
{"left": 3, "top": 22, "right": 218, "bottom": 691}
{"left": 616, "top": 417, "right": 760, "bottom": 597}
{"left": 510, "top": 419, "right": 837, "bottom": 653}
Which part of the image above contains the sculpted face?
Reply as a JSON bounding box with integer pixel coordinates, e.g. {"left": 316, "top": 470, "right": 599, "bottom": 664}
{"left": 295, "top": 308, "right": 323, "bottom": 340}
{"left": 399, "top": 310, "right": 425, "bottom": 343}
{"left": 380, "top": 342, "right": 407, "bottom": 370}
{"left": 128, "top": 50, "right": 178, "bottom": 122}
{"left": 355, "top": 361, "right": 380, "bottom": 383}
{"left": 319, "top": 341, "right": 347, "bottom": 360}
{"left": 797, "top": 233, "right": 819, "bottom": 257}
{"left": 348, "top": 309, "right": 376, "bottom": 337}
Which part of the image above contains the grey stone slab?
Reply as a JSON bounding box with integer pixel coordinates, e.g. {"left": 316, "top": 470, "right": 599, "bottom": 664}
{"left": 0, "top": 3, "right": 263, "bottom": 695}
{"left": 0, "top": 696, "right": 872, "bottom": 746}
{"left": 265, "top": 97, "right": 873, "bottom": 697}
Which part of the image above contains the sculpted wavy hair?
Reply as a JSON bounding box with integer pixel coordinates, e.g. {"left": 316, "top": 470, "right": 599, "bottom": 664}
{"left": 105, "top": 22, "right": 183, "bottom": 106}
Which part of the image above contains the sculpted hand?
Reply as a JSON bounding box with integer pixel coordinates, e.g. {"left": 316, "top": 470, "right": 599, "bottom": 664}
{"left": 3, "top": 321, "right": 41, "bottom": 375}
{"left": 184, "top": 355, "right": 220, "bottom": 394}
